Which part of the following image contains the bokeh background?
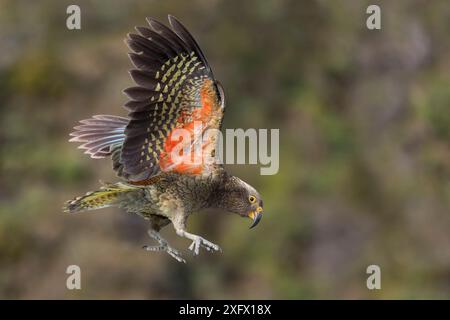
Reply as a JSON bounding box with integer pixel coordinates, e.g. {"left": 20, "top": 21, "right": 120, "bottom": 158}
{"left": 1, "top": 0, "right": 450, "bottom": 299}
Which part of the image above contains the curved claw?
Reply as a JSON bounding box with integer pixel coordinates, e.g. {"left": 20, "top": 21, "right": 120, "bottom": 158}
{"left": 188, "top": 237, "right": 222, "bottom": 256}
{"left": 166, "top": 247, "right": 186, "bottom": 263}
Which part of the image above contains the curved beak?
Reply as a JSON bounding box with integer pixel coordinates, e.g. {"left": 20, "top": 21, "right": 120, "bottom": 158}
{"left": 249, "top": 209, "right": 263, "bottom": 229}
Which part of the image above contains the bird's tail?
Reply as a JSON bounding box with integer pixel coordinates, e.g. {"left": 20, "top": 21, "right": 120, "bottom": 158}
{"left": 64, "top": 182, "right": 139, "bottom": 213}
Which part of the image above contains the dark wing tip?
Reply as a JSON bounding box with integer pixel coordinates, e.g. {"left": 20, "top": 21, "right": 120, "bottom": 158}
{"left": 145, "top": 16, "right": 160, "bottom": 28}
{"left": 166, "top": 15, "right": 211, "bottom": 73}
{"left": 167, "top": 14, "right": 179, "bottom": 25}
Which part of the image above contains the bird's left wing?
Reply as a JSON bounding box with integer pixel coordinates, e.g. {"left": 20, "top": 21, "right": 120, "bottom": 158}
{"left": 121, "top": 15, "right": 225, "bottom": 183}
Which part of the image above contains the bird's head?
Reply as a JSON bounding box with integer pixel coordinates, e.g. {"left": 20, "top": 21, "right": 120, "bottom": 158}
{"left": 215, "top": 175, "right": 264, "bottom": 228}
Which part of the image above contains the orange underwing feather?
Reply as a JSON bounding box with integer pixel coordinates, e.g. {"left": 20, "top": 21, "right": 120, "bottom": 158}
{"left": 159, "top": 79, "right": 221, "bottom": 175}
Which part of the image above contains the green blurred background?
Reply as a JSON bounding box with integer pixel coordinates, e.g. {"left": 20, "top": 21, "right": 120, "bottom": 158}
{"left": 1, "top": 0, "right": 450, "bottom": 299}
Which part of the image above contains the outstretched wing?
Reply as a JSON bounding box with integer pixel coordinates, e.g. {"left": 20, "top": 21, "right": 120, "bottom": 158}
{"left": 121, "top": 15, "right": 225, "bottom": 182}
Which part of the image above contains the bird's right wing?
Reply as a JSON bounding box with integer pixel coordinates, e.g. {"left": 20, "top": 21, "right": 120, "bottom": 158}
{"left": 120, "top": 15, "right": 225, "bottom": 182}
{"left": 68, "top": 16, "right": 226, "bottom": 183}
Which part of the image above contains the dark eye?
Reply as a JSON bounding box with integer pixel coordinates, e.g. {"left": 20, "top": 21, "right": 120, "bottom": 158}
{"left": 248, "top": 196, "right": 256, "bottom": 203}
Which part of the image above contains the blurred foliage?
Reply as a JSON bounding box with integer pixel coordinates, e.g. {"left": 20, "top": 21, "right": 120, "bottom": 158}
{"left": 0, "top": 0, "right": 449, "bottom": 299}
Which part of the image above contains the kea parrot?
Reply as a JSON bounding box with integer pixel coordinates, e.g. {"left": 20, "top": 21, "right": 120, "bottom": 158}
{"left": 64, "top": 15, "right": 264, "bottom": 263}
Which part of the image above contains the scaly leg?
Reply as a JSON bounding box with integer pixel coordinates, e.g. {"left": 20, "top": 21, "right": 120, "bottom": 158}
{"left": 143, "top": 229, "right": 186, "bottom": 263}
{"left": 175, "top": 228, "right": 222, "bottom": 256}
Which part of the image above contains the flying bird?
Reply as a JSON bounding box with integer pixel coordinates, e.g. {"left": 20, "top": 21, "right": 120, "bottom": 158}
{"left": 64, "top": 15, "right": 264, "bottom": 263}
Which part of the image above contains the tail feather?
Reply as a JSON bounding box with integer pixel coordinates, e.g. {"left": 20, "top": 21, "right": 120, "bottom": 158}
{"left": 64, "top": 182, "right": 138, "bottom": 213}
{"left": 69, "top": 115, "right": 128, "bottom": 159}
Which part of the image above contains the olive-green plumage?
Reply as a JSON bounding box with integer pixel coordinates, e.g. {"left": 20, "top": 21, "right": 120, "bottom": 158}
{"left": 64, "top": 16, "right": 264, "bottom": 263}
{"left": 64, "top": 168, "right": 263, "bottom": 262}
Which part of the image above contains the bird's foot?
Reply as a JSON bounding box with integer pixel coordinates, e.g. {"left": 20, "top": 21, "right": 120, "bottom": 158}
{"left": 145, "top": 229, "right": 186, "bottom": 263}
{"left": 143, "top": 244, "right": 186, "bottom": 263}
{"left": 188, "top": 236, "right": 222, "bottom": 255}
